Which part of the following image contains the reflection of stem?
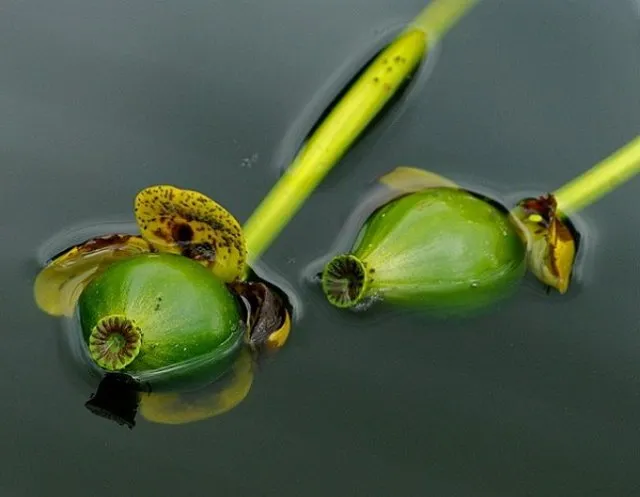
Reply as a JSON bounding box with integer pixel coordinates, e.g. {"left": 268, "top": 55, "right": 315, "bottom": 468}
{"left": 242, "top": 0, "right": 480, "bottom": 265}
{"left": 554, "top": 135, "right": 640, "bottom": 217}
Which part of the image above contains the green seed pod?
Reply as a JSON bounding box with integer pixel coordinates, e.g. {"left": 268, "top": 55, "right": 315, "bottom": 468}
{"left": 322, "top": 187, "right": 527, "bottom": 313}
{"left": 77, "top": 253, "right": 244, "bottom": 389}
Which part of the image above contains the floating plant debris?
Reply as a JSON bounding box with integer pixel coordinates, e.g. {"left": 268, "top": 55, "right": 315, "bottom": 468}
{"left": 84, "top": 372, "right": 144, "bottom": 429}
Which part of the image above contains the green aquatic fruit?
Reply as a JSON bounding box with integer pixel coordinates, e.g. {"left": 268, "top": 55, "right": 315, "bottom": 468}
{"left": 78, "top": 252, "right": 245, "bottom": 388}
{"left": 321, "top": 168, "right": 527, "bottom": 312}
{"left": 34, "top": 184, "right": 292, "bottom": 426}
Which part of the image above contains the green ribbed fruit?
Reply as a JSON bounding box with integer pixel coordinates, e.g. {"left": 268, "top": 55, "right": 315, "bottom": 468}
{"left": 322, "top": 188, "right": 526, "bottom": 313}
{"left": 77, "top": 253, "right": 244, "bottom": 388}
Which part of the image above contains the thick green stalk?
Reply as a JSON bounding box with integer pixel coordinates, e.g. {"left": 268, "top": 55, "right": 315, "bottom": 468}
{"left": 242, "top": 0, "right": 481, "bottom": 265}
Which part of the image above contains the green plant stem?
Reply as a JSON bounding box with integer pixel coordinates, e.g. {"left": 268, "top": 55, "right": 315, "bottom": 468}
{"left": 242, "top": 0, "right": 480, "bottom": 266}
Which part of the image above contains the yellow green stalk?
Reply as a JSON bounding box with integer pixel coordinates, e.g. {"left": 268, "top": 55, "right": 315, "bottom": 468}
{"left": 553, "top": 135, "right": 640, "bottom": 217}
{"left": 242, "top": 0, "right": 481, "bottom": 265}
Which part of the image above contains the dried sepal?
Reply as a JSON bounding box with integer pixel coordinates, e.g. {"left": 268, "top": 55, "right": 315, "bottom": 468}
{"left": 34, "top": 234, "right": 151, "bottom": 317}
{"left": 134, "top": 185, "right": 246, "bottom": 282}
{"left": 512, "top": 194, "right": 577, "bottom": 294}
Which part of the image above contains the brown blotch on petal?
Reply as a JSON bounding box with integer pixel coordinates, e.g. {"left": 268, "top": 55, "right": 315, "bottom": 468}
{"left": 171, "top": 222, "right": 194, "bottom": 244}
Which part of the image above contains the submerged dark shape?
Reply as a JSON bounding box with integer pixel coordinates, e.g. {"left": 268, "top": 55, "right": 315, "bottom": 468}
{"left": 85, "top": 373, "right": 144, "bottom": 429}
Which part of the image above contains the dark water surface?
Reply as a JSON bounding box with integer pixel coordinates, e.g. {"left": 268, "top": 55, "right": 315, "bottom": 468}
{"left": 2, "top": 1, "right": 640, "bottom": 496}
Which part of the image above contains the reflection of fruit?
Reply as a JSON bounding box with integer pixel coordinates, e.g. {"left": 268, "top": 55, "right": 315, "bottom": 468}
{"left": 140, "top": 348, "right": 254, "bottom": 425}
{"left": 322, "top": 188, "right": 526, "bottom": 312}
{"left": 78, "top": 253, "right": 244, "bottom": 388}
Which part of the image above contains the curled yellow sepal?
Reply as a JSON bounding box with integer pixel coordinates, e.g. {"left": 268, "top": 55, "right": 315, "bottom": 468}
{"left": 134, "top": 185, "right": 247, "bottom": 282}
{"left": 511, "top": 194, "right": 577, "bottom": 294}
{"left": 34, "top": 234, "right": 151, "bottom": 317}
{"left": 139, "top": 348, "right": 254, "bottom": 425}
{"left": 266, "top": 309, "right": 291, "bottom": 350}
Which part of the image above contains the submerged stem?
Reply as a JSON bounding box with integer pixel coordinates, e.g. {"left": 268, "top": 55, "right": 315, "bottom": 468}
{"left": 321, "top": 254, "right": 370, "bottom": 309}
{"left": 554, "top": 135, "right": 640, "bottom": 217}
{"left": 242, "top": 0, "right": 480, "bottom": 265}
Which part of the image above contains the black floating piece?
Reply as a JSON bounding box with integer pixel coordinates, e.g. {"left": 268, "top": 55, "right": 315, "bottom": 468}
{"left": 85, "top": 373, "right": 142, "bottom": 429}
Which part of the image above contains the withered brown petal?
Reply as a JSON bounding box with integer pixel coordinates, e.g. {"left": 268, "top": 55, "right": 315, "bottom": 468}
{"left": 230, "top": 281, "right": 290, "bottom": 351}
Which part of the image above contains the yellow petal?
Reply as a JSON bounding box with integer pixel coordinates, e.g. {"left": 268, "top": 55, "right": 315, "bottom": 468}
{"left": 511, "top": 194, "right": 577, "bottom": 294}
{"left": 139, "top": 349, "right": 253, "bottom": 425}
{"left": 134, "top": 185, "right": 246, "bottom": 282}
{"left": 34, "top": 234, "right": 151, "bottom": 317}
{"left": 378, "top": 166, "right": 459, "bottom": 194}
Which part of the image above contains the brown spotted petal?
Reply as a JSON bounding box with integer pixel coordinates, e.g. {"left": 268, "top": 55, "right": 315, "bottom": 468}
{"left": 34, "top": 234, "right": 151, "bottom": 317}
{"left": 134, "top": 185, "right": 246, "bottom": 282}
{"left": 512, "top": 194, "right": 577, "bottom": 294}
{"left": 229, "top": 281, "right": 291, "bottom": 352}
